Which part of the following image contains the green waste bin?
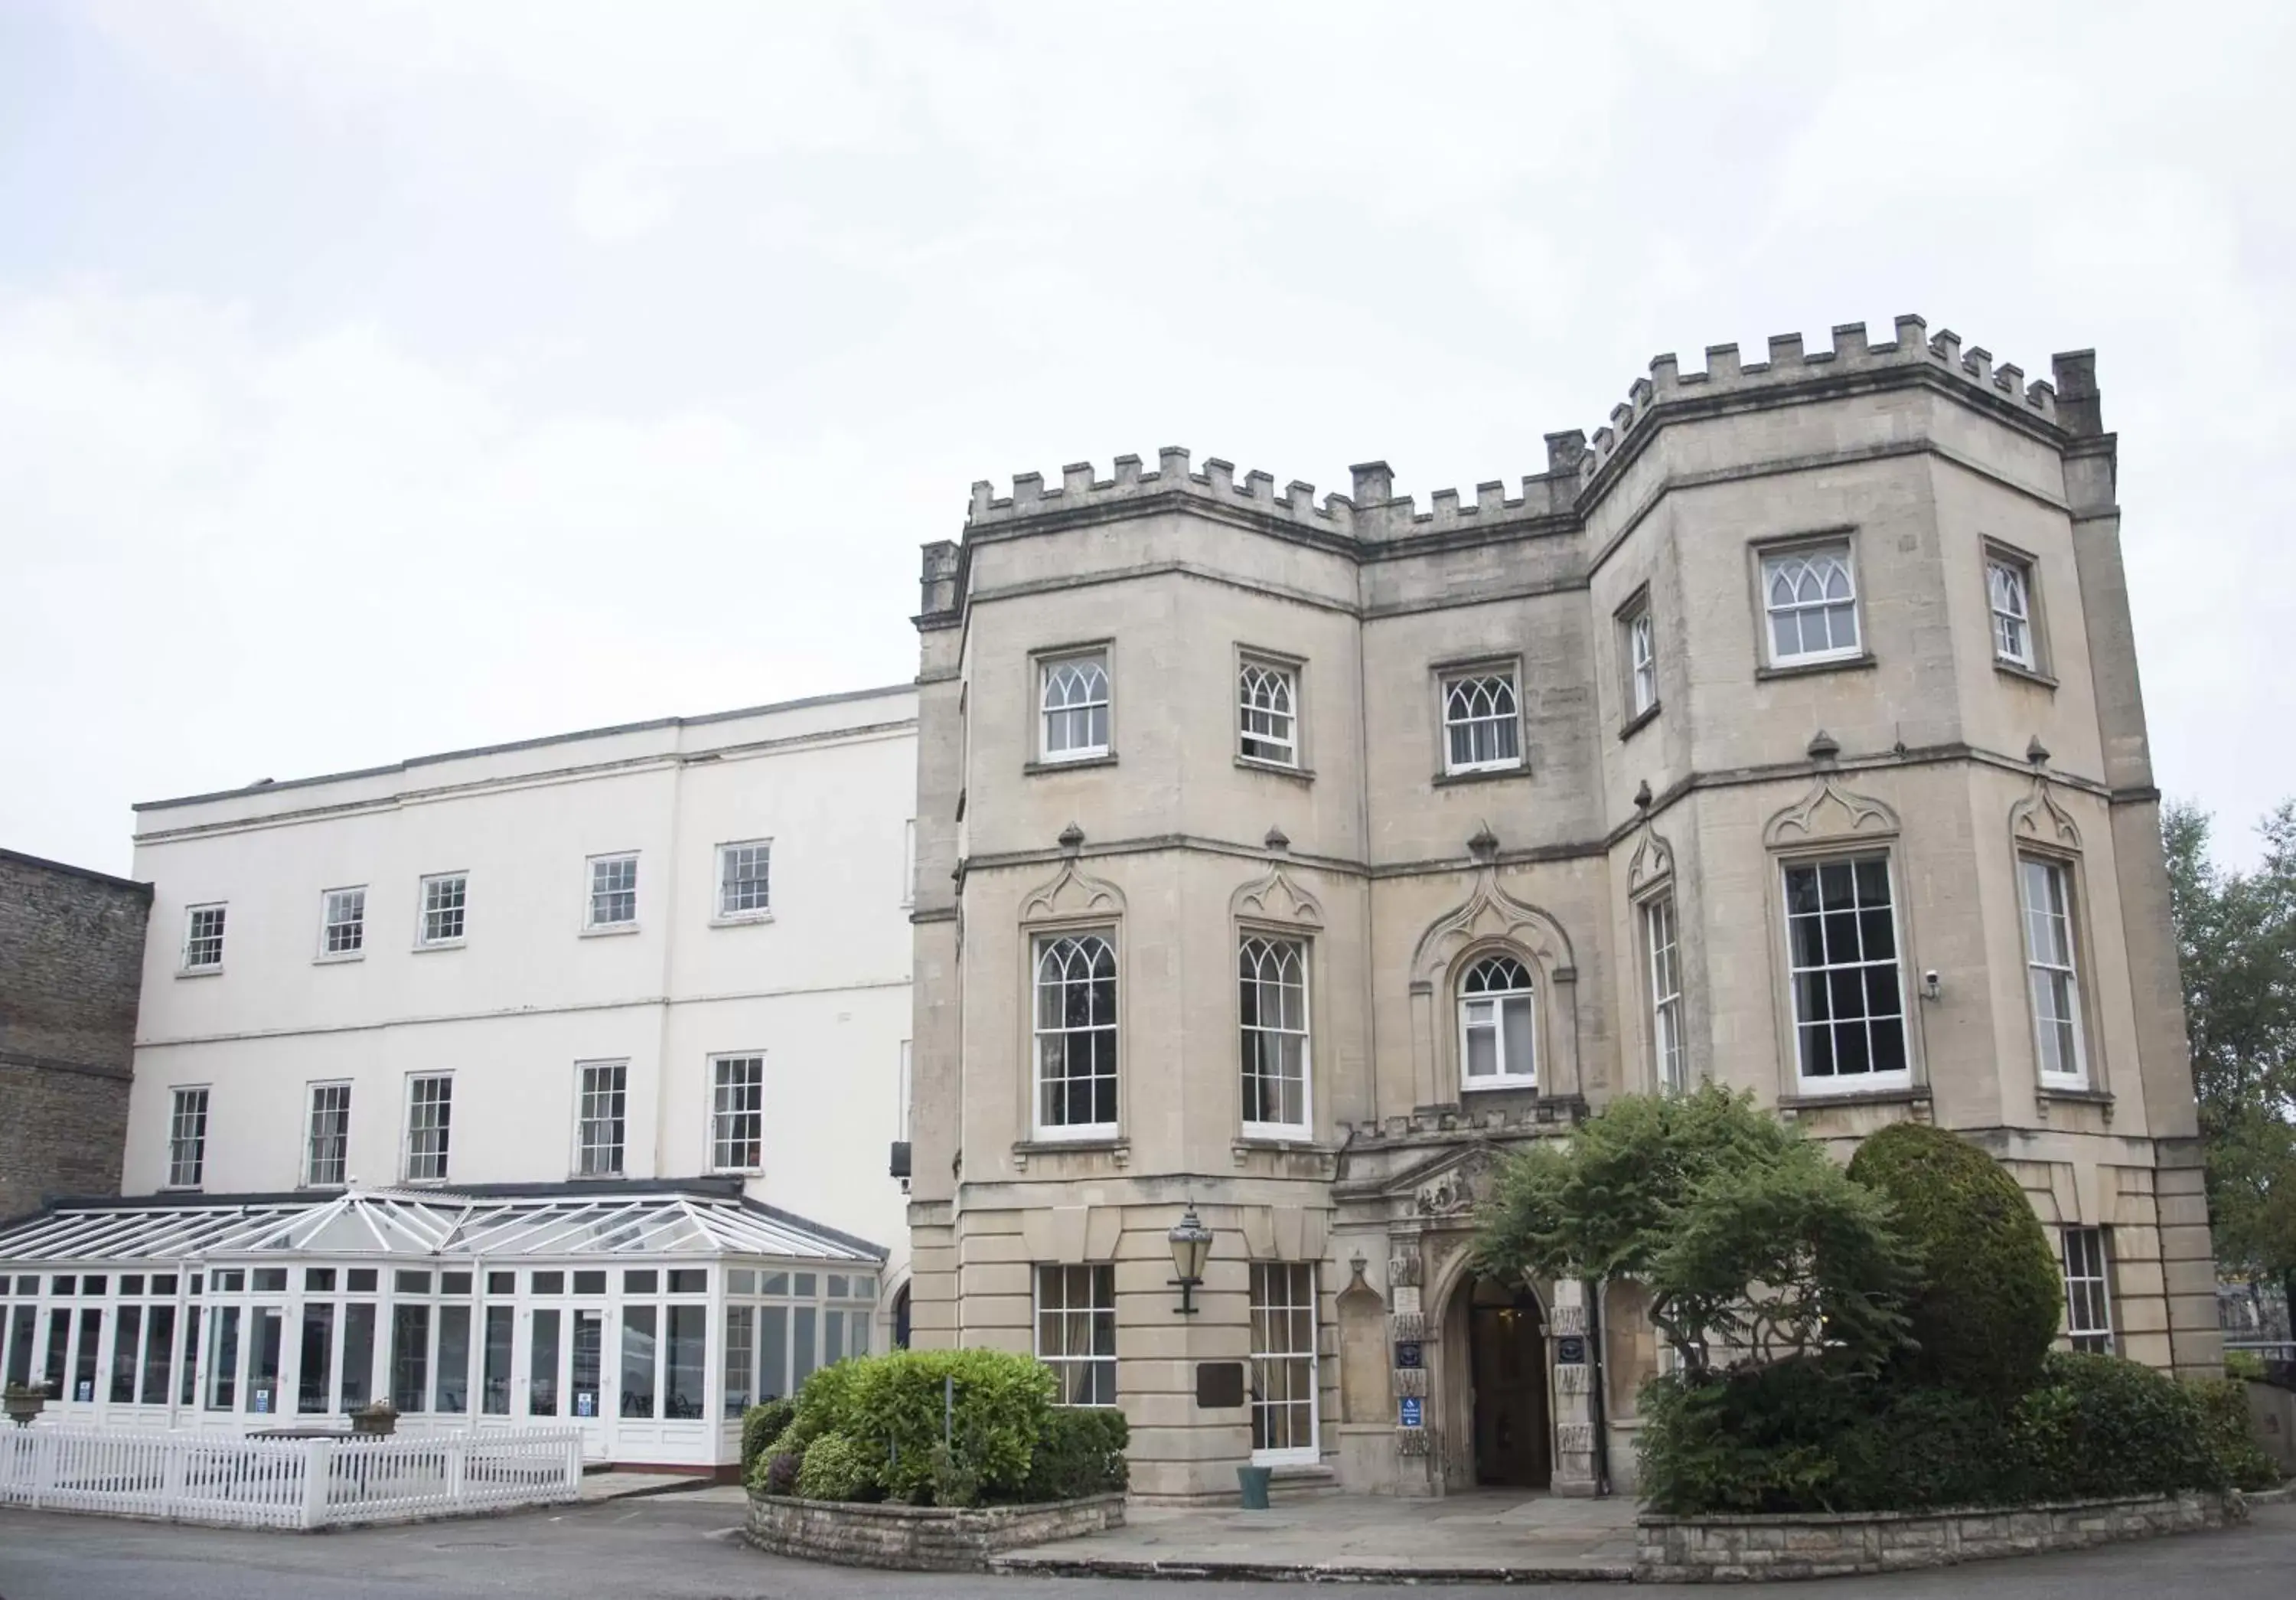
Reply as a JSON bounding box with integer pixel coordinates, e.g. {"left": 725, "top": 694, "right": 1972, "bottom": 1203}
{"left": 1237, "top": 1464, "right": 1273, "bottom": 1510}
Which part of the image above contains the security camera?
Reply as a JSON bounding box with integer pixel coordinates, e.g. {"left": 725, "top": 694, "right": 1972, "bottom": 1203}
{"left": 1922, "top": 970, "right": 1942, "bottom": 1001}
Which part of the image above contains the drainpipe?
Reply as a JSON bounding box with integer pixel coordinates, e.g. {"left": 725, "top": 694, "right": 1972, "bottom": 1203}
{"left": 1585, "top": 1276, "right": 1612, "bottom": 1497}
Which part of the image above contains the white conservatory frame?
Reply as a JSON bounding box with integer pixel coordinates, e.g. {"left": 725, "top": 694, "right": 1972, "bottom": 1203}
{"left": 0, "top": 1181, "right": 885, "bottom": 1471}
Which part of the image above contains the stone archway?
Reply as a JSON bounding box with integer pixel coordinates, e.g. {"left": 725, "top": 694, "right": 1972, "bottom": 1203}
{"left": 1437, "top": 1270, "right": 1550, "bottom": 1491}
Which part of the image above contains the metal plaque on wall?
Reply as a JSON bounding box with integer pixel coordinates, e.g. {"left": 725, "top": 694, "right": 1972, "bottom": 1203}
{"left": 1195, "top": 1361, "right": 1246, "bottom": 1409}
{"left": 1557, "top": 1335, "right": 1587, "bottom": 1365}
{"left": 1394, "top": 1340, "right": 1424, "bottom": 1369}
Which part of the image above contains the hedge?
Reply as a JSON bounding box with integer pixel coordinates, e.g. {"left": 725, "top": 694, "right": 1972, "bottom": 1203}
{"left": 745, "top": 1348, "right": 1127, "bottom": 1507}
{"left": 740, "top": 1398, "right": 796, "bottom": 1479}
{"left": 1638, "top": 1348, "right": 2279, "bottom": 1514}
{"left": 1844, "top": 1122, "right": 2063, "bottom": 1401}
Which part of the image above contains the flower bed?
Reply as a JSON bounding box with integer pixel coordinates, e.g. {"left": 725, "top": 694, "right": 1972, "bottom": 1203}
{"left": 1635, "top": 1489, "right": 2248, "bottom": 1582}
{"left": 746, "top": 1490, "right": 1124, "bottom": 1571}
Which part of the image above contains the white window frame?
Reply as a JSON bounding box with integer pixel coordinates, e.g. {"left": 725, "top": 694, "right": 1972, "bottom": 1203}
{"left": 1034, "top": 1264, "right": 1117, "bottom": 1407}
{"left": 714, "top": 840, "right": 772, "bottom": 922}
{"left": 1248, "top": 1262, "right": 1319, "bottom": 1466}
{"left": 318, "top": 886, "right": 367, "bottom": 960}
{"left": 1238, "top": 656, "right": 1300, "bottom": 768}
{"left": 1238, "top": 933, "right": 1311, "bottom": 1137}
{"left": 1039, "top": 650, "right": 1112, "bottom": 762}
{"left": 709, "top": 1054, "right": 765, "bottom": 1174}
{"left": 584, "top": 852, "right": 639, "bottom": 932}
{"left": 1988, "top": 553, "right": 2037, "bottom": 669}
{"left": 1760, "top": 540, "right": 1863, "bottom": 667}
{"left": 166, "top": 1086, "right": 210, "bottom": 1190}
{"left": 2020, "top": 856, "right": 2089, "bottom": 1087}
{"left": 574, "top": 1060, "right": 628, "bottom": 1178}
{"left": 902, "top": 819, "right": 917, "bottom": 907}
{"left": 1032, "top": 929, "right": 1120, "bottom": 1141}
{"left": 403, "top": 1074, "right": 454, "bottom": 1184}
{"left": 417, "top": 872, "right": 468, "bottom": 949}
{"left": 1456, "top": 954, "right": 1537, "bottom": 1091}
{"left": 304, "top": 1082, "right": 351, "bottom": 1189}
{"left": 2062, "top": 1226, "right": 2114, "bottom": 1353}
{"left": 1780, "top": 854, "right": 1912, "bottom": 1093}
{"left": 181, "top": 903, "right": 227, "bottom": 973}
{"left": 896, "top": 1040, "right": 912, "bottom": 1143}
{"left": 1644, "top": 895, "right": 1684, "bottom": 1093}
{"left": 1626, "top": 607, "right": 1658, "bottom": 718}
{"left": 1440, "top": 667, "right": 1523, "bottom": 775}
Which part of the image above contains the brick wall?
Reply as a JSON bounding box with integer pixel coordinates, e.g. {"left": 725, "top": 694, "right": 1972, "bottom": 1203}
{"left": 0, "top": 849, "right": 150, "bottom": 1219}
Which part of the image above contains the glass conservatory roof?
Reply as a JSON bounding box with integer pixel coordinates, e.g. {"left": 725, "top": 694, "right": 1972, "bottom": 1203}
{"left": 0, "top": 1184, "right": 883, "bottom": 1267}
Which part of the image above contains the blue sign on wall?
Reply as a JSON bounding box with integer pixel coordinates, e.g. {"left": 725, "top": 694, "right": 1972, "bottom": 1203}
{"left": 1557, "top": 1335, "right": 1587, "bottom": 1365}
{"left": 1399, "top": 1396, "right": 1424, "bottom": 1429}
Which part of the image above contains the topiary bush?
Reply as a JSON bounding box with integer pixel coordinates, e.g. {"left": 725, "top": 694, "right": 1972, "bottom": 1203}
{"left": 740, "top": 1397, "right": 797, "bottom": 1478}
{"left": 1846, "top": 1122, "right": 2063, "bottom": 1399}
{"left": 2013, "top": 1350, "right": 2225, "bottom": 1499}
{"left": 1021, "top": 1406, "right": 1130, "bottom": 1502}
{"left": 794, "top": 1432, "right": 878, "bottom": 1501}
{"left": 1636, "top": 1359, "right": 1867, "bottom": 1515}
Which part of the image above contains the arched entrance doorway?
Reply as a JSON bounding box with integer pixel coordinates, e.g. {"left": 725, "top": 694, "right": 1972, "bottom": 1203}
{"left": 1466, "top": 1275, "right": 1549, "bottom": 1488}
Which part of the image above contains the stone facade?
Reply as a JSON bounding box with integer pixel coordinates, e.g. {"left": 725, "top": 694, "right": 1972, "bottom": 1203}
{"left": 1635, "top": 1491, "right": 2246, "bottom": 1581}
{"left": 0, "top": 848, "right": 150, "bottom": 1220}
{"left": 905, "top": 317, "right": 2223, "bottom": 1501}
{"left": 745, "top": 1491, "right": 1124, "bottom": 1570}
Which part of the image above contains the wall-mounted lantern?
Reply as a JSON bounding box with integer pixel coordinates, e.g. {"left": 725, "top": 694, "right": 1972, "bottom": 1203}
{"left": 1167, "top": 1203, "right": 1213, "bottom": 1316}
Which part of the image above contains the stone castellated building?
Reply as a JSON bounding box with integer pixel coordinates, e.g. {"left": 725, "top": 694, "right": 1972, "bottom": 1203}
{"left": 902, "top": 317, "right": 2223, "bottom": 1502}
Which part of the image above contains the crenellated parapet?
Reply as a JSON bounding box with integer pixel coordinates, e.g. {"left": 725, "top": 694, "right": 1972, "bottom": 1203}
{"left": 953, "top": 315, "right": 2076, "bottom": 565}
{"left": 1574, "top": 314, "right": 2061, "bottom": 485}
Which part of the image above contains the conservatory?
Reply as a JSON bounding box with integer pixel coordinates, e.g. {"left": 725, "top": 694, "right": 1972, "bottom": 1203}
{"left": 0, "top": 1180, "right": 885, "bottom": 1470}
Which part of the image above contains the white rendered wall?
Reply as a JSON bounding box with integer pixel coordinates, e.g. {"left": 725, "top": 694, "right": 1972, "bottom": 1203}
{"left": 121, "top": 687, "right": 918, "bottom": 1298}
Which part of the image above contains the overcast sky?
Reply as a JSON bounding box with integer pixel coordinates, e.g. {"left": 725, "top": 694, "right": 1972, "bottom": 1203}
{"left": 3, "top": 1, "right": 2288, "bottom": 877}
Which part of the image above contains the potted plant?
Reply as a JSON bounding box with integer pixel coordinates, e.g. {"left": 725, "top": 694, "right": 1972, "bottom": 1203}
{"left": 350, "top": 1399, "right": 398, "bottom": 1438}
{"left": 3, "top": 1381, "right": 49, "bottom": 1429}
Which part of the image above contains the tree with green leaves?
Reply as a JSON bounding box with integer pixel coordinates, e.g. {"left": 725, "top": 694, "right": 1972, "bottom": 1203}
{"left": 2163, "top": 799, "right": 2296, "bottom": 1317}
{"left": 1473, "top": 1084, "right": 1916, "bottom": 1376}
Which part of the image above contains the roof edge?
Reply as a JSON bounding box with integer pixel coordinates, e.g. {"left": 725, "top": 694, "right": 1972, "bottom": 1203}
{"left": 132, "top": 681, "right": 918, "bottom": 814}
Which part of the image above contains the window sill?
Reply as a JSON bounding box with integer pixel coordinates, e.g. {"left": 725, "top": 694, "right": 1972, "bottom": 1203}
{"left": 1013, "top": 1136, "right": 1130, "bottom": 1166}
{"left": 1756, "top": 651, "right": 1877, "bottom": 682}
{"left": 1462, "top": 1079, "right": 1539, "bottom": 1094}
{"left": 1024, "top": 753, "right": 1118, "bottom": 776}
{"left": 709, "top": 1167, "right": 765, "bottom": 1179}
{"left": 175, "top": 967, "right": 224, "bottom": 979}
{"left": 1235, "top": 755, "right": 1314, "bottom": 783}
{"left": 1433, "top": 762, "right": 1530, "bottom": 788}
{"left": 412, "top": 939, "right": 465, "bottom": 953}
{"left": 1994, "top": 659, "right": 2059, "bottom": 690}
{"left": 1618, "top": 702, "right": 1660, "bottom": 742}
{"left": 312, "top": 951, "right": 365, "bottom": 966}
{"left": 709, "top": 913, "right": 775, "bottom": 929}
{"left": 1777, "top": 1084, "right": 1928, "bottom": 1114}
{"left": 579, "top": 922, "right": 641, "bottom": 939}
{"left": 1236, "top": 1129, "right": 1320, "bottom": 1149}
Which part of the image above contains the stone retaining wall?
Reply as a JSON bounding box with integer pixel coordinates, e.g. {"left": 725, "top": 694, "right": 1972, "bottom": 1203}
{"left": 745, "top": 1492, "right": 1124, "bottom": 1571}
{"left": 1636, "top": 1490, "right": 2246, "bottom": 1582}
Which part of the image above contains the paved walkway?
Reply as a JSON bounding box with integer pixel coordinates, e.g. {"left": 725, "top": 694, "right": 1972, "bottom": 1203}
{"left": 997, "top": 1489, "right": 1639, "bottom": 1582}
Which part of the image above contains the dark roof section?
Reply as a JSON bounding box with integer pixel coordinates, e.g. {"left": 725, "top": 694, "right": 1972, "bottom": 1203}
{"left": 0, "top": 846, "right": 152, "bottom": 897}
{"left": 134, "top": 682, "right": 918, "bottom": 812}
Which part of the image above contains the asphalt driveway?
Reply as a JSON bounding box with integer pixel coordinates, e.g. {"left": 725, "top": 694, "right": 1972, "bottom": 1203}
{"left": 0, "top": 1494, "right": 2289, "bottom": 1598}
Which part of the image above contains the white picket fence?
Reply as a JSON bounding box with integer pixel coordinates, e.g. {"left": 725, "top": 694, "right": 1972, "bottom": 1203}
{"left": 0, "top": 1425, "right": 583, "bottom": 1530}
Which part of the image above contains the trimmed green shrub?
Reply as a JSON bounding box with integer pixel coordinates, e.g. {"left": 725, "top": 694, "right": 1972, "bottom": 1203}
{"left": 795, "top": 1432, "right": 877, "bottom": 1501}
{"left": 2224, "top": 1348, "right": 2267, "bottom": 1382}
{"left": 1846, "top": 1122, "right": 2062, "bottom": 1399}
{"left": 2190, "top": 1374, "right": 2283, "bottom": 1490}
{"left": 740, "top": 1398, "right": 797, "bottom": 1478}
{"left": 1636, "top": 1359, "right": 1866, "bottom": 1515}
{"left": 1022, "top": 1406, "right": 1130, "bottom": 1502}
{"left": 758, "top": 1451, "right": 801, "bottom": 1497}
{"left": 767, "top": 1347, "right": 1058, "bottom": 1506}
{"left": 2014, "top": 1350, "right": 2224, "bottom": 1499}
